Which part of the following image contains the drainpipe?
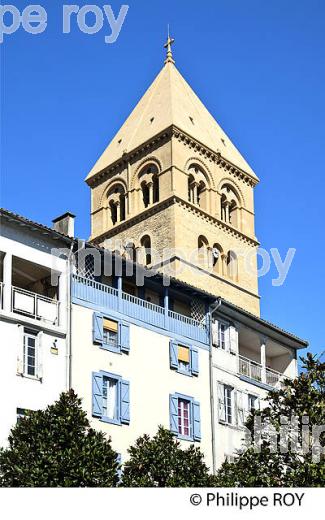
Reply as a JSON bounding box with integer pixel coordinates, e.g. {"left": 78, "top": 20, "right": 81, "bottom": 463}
{"left": 209, "top": 297, "right": 222, "bottom": 474}
{"left": 66, "top": 241, "right": 75, "bottom": 391}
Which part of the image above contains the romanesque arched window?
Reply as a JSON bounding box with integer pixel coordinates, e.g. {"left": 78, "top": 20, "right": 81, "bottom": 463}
{"left": 220, "top": 184, "right": 240, "bottom": 227}
{"left": 107, "top": 183, "right": 126, "bottom": 225}
{"left": 139, "top": 164, "right": 160, "bottom": 208}
{"left": 227, "top": 250, "right": 238, "bottom": 281}
{"left": 188, "top": 164, "right": 208, "bottom": 210}
{"left": 140, "top": 235, "right": 152, "bottom": 266}
{"left": 212, "top": 243, "right": 224, "bottom": 275}
{"left": 125, "top": 241, "right": 137, "bottom": 263}
{"left": 198, "top": 235, "right": 209, "bottom": 265}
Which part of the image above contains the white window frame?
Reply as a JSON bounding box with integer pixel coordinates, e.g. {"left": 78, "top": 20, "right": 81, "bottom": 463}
{"left": 23, "top": 329, "right": 38, "bottom": 378}
{"left": 224, "top": 385, "right": 233, "bottom": 424}
{"left": 102, "top": 375, "right": 119, "bottom": 423}
{"left": 248, "top": 394, "right": 259, "bottom": 413}
{"left": 218, "top": 321, "right": 229, "bottom": 350}
{"left": 178, "top": 398, "right": 191, "bottom": 438}
{"left": 103, "top": 327, "right": 118, "bottom": 350}
{"left": 218, "top": 383, "right": 234, "bottom": 425}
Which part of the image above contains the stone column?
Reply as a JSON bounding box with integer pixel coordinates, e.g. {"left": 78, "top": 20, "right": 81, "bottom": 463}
{"left": 260, "top": 337, "right": 267, "bottom": 384}
{"left": 115, "top": 201, "right": 120, "bottom": 224}
{"left": 148, "top": 181, "right": 153, "bottom": 206}
{"left": 193, "top": 183, "right": 198, "bottom": 205}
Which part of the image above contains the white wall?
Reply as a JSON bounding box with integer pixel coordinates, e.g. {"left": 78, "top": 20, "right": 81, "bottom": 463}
{"left": 0, "top": 319, "right": 67, "bottom": 446}
{"left": 0, "top": 231, "right": 69, "bottom": 446}
{"left": 71, "top": 304, "right": 213, "bottom": 469}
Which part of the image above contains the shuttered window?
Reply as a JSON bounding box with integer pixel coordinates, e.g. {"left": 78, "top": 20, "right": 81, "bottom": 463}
{"left": 169, "top": 340, "right": 199, "bottom": 376}
{"left": 169, "top": 393, "right": 201, "bottom": 441}
{"left": 92, "top": 371, "right": 130, "bottom": 425}
{"left": 93, "top": 312, "right": 130, "bottom": 353}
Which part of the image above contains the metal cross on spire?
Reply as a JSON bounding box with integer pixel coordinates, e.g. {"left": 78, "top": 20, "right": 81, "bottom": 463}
{"left": 164, "top": 26, "right": 175, "bottom": 64}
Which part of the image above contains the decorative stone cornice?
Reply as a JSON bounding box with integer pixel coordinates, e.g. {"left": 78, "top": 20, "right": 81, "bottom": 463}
{"left": 171, "top": 126, "right": 259, "bottom": 188}
{"left": 86, "top": 125, "right": 259, "bottom": 189}
{"left": 86, "top": 130, "right": 173, "bottom": 189}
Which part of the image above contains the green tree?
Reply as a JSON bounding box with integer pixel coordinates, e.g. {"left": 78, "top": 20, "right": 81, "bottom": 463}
{"left": 121, "top": 426, "right": 213, "bottom": 487}
{"left": 0, "top": 390, "right": 119, "bottom": 487}
{"left": 214, "top": 353, "right": 325, "bottom": 486}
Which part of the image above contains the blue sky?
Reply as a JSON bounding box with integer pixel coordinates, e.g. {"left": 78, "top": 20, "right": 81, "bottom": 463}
{"left": 1, "top": 0, "right": 324, "bottom": 357}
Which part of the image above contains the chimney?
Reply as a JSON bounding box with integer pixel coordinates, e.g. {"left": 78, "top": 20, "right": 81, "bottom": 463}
{"left": 52, "top": 212, "right": 75, "bottom": 237}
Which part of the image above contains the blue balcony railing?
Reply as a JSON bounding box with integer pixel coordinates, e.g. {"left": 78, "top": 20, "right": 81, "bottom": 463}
{"left": 72, "top": 275, "right": 209, "bottom": 345}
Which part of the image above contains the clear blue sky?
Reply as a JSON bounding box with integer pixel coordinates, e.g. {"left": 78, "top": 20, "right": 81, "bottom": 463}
{"left": 1, "top": 0, "right": 324, "bottom": 357}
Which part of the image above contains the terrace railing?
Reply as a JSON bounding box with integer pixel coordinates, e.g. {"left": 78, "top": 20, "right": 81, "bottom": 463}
{"left": 72, "top": 274, "right": 209, "bottom": 345}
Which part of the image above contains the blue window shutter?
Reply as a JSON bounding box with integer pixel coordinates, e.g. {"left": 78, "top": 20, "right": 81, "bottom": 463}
{"left": 93, "top": 312, "right": 103, "bottom": 345}
{"left": 120, "top": 379, "right": 130, "bottom": 424}
{"left": 119, "top": 322, "right": 130, "bottom": 353}
{"left": 169, "top": 340, "right": 178, "bottom": 369}
{"left": 92, "top": 372, "right": 103, "bottom": 417}
{"left": 169, "top": 394, "right": 179, "bottom": 434}
{"left": 191, "top": 347, "right": 199, "bottom": 376}
{"left": 193, "top": 400, "right": 201, "bottom": 441}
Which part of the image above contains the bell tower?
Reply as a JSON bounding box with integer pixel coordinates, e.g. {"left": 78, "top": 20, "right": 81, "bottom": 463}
{"left": 86, "top": 38, "right": 261, "bottom": 316}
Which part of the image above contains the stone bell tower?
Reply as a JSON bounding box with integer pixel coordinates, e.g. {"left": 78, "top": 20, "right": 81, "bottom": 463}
{"left": 86, "top": 37, "right": 261, "bottom": 316}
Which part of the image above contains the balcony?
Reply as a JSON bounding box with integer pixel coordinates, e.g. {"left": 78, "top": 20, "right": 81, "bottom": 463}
{"left": 72, "top": 274, "right": 209, "bottom": 345}
{"left": 0, "top": 254, "right": 61, "bottom": 326}
{"left": 11, "top": 286, "right": 60, "bottom": 325}
{"left": 239, "top": 355, "right": 285, "bottom": 388}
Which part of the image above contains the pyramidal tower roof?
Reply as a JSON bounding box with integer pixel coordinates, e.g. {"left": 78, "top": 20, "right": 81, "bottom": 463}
{"left": 86, "top": 39, "right": 257, "bottom": 182}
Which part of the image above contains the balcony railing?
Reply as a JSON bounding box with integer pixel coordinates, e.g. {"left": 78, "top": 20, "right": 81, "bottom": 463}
{"left": 72, "top": 274, "right": 209, "bottom": 345}
{"left": 238, "top": 355, "right": 283, "bottom": 388}
{"left": 11, "top": 286, "right": 60, "bottom": 325}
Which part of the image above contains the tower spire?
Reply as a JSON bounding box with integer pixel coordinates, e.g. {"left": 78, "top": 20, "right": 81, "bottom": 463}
{"left": 164, "top": 26, "right": 175, "bottom": 64}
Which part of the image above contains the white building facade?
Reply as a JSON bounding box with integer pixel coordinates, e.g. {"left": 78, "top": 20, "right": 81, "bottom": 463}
{"left": 0, "top": 209, "right": 307, "bottom": 471}
{"left": 0, "top": 209, "right": 71, "bottom": 446}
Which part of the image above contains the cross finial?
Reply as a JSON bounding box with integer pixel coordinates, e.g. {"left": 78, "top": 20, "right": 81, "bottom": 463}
{"left": 164, "top": 26, "right": 175, "bottom": 64}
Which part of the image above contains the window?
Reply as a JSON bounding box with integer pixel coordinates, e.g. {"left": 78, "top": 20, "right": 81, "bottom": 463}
{"left": 224, "top": 386, "right": 233, "bottom": 424}
{"left": 169, "top": 340, "right": 199, "bottom": 376}
{"left": 107, "top": 184, "right": 126, "bottom": 225}
{"left": 227, "top": 251, "right": 238, "bottom": 281}
{"left": 140, "top": 235, "right": 151, "bottom": 265}
{"left": 93, "top": 312, "right": 130, "bottom": 354}
{"left": 220, "top": 184, "right": 240, "bottom": 228}
{"left": 103, "top": 376, "right": 118, "bottom": 421}
{"left": 218, "top": 322, "right": 227, "bottom": 350}
{"left": 23, "top": 329, "right": 39, "bottom": 378}
{"left": 178, "top": 398, "right": 190, "bottom": 437}
{"left": 248, "top": 394, "right": 259, "bottom": 413}
{"left": 212, "top": 243, "right": 224, "bottom": 275}
{"left": 169, "top": 393, "right": 201, "bottom": 441}
{"left": 214, "top": 321, "right": 229, "bottom": 350}
{"left": 178, "top": 345, "right": 190, "bottom": 373}
{"left": 92, "top": 371, "right": 130, "bottom": 425}
{"left": 103, "top": 318, "right": 118, "bottom": 349}
{"left": 237, "top": 391, "right": 260, "bottom": 427}
{"left": 17, "top": 327, "right": 42, "bottom": 379}
{"left": 218, "top": 383, "right": 234, "bottom": 425}
{"left": 138, "top": 164, "right": 160, "bottom": 208}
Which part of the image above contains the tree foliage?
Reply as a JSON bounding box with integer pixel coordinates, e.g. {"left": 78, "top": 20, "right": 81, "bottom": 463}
{"left": 214, "top": 353, "right": 325, "bottom": 486}
{"left": 121, "top": 426, "right": 213, "bottom": 487}
{"left": 0, "top": 390, "right": 119, "bottom": 487}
